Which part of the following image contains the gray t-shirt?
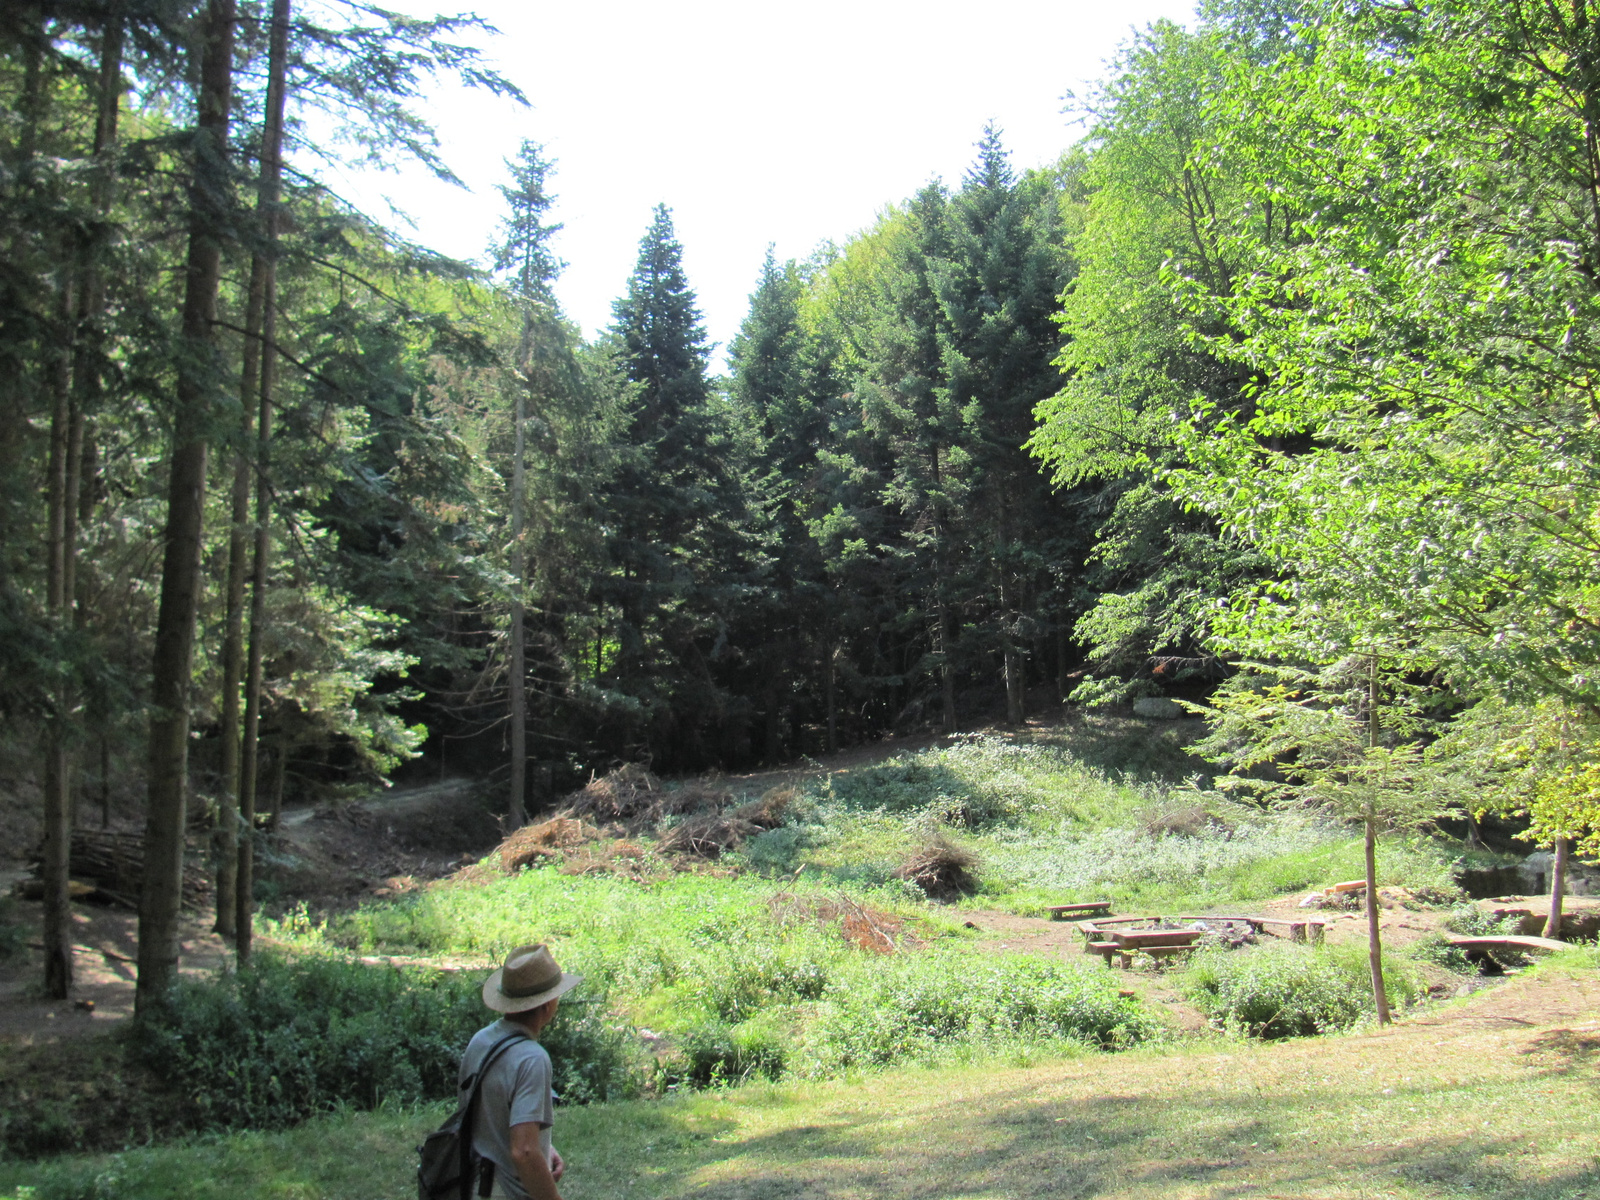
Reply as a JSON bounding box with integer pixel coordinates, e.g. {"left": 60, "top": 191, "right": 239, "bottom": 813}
{"left": 459, "top": 1018, "right": 555, "bottom": 1200}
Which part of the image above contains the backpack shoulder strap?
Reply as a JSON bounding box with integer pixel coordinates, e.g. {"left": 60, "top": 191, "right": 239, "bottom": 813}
{"left": 457, "top": 1031, "right": 530, "bottom": 1200}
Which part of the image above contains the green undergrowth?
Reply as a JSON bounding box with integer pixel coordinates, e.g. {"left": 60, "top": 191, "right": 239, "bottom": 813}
{"left": 7, "top": 979, "right": 1598, "bottom": 1200}
{"left": 247, "top": 869, "right": 1157, "bottom": 1105}
{"left": 733, "top": 732, "right": 1462, "bottom": 913}
{"left": 1183, "top": 941, "right": 1422, "bottom": 1037}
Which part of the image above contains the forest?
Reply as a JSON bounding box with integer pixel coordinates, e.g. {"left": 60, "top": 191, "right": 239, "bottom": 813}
{"left": 4, "top": 0, "right": 1600, "bottom": 1137}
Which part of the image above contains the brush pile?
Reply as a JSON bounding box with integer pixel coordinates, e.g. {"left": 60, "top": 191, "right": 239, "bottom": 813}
{"left": 473, "top": 766, "right": 797, "bottom": 875}
{"left": 561, "top": 764, "right": 664, "bottom": 822}
{"left": 768, "top": 887, "right": 919, "bottom": 953}
{"left": 496, "top": 816, "right": 598, "bottom": 872}
{"left": 895, "top": 833, "right": 979, "bottom": 901}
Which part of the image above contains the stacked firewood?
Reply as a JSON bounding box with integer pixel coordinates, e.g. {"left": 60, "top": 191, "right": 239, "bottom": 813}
{"left": 24, "top": 829, "right": 209, "bottom": 910}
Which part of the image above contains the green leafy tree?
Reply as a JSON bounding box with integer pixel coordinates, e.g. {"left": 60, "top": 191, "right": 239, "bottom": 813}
{"left": 1195, "top": 658, "right": 1453, "bottom": 1024}
{"left": 1030, "top": 19, "right": 1272, "bottom": 703}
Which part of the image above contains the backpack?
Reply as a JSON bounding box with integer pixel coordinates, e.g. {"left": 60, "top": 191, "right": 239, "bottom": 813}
{"left": 418, "top": 1031, "right": 529, "bottom": 1200}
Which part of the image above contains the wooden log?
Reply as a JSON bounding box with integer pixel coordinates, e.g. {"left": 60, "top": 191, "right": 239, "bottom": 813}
{"left": 1256, "top": 918, "right": 1310, "bottom": 943}
{"left": 26, "top": 830, "right": 208, "bottom": 909}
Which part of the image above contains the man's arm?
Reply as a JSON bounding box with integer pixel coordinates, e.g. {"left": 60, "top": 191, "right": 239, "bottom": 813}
{"left": 510, "top": 1121, "right": 561, "bottom": 1200}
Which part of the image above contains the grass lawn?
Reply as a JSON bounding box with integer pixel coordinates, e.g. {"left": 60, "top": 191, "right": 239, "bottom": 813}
{"left": 8, "top": 959, "right": 1597, "bottom": 1200}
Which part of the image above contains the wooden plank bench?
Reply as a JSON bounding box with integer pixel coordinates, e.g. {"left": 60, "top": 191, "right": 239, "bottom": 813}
{"left": 1045, "top": 901, "right": 1113, "bottom": 920}
{"left": 1086, "top": 940, "right": 1119, "bottom": 964}
{"left": 1447, "top": 935, "right": 1570, "bottom": 955}
{"left": 1108, "top": 927, "right": 1205, "bottom": 950}
{"left": 1075, "top": 915, "right": 1148, "bottom": 943}
{"left": 1114, "top": 944, "right": 1196, "bottom": 969}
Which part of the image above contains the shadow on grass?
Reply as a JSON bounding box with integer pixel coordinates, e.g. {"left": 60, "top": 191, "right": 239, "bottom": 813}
{"left": 580, "top": 1076, "right": 1600, "bottom": 1200}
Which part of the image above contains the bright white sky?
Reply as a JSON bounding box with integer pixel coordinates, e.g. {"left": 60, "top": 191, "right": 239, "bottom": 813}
{"left": 323, "top": 0, "right": 1197, "bottom": 371}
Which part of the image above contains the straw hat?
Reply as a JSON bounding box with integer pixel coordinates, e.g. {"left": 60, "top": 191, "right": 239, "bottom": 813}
{"left": 481, "top": 943, "right": 582, "bottom": 1014}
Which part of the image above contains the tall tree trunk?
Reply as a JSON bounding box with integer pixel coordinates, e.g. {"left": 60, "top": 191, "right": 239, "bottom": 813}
{"left": 45, "top": 10, "right": 126, "bottom": 987}
{"left": 42, "top": 272, "right": 77, "bottom": 1000}
{"left": 1544, "top": 836, "right": 1569, "bottom": 940}
{"left": 508, "top": 339, "right": 528, "bottom": 829}
{"left": 215, "top": 209, "right": 271, "bottom": 940}
{"left": 1364, "top": 654, "right": 1391, "bottom": 1024}
{"left": 137, "top": 0, "right": 238, "bottom": 1013}
{"left": 236, "top": 0, "right": 290, "bottom": 963}
{"left": 1000, "top": 576, "right": 1023, "bottom": 727}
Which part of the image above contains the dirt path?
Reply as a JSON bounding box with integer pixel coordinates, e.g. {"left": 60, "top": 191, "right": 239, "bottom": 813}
{"left": 0, "top": 905, "right": 228, "bottom": 1044}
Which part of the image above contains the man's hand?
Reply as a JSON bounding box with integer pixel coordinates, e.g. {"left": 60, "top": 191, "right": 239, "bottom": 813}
{"left": 550, "top": 1148, "right": 565, "bottom": 1182}
{"left": 510, "top": 1122, "right": 561, "bottom": 1200}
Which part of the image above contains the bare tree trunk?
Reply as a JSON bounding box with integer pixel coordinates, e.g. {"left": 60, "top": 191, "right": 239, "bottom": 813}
{"left": 1365, "top": 817, "right": 1392, "bottom": 1024}
{"left": 1000, "top": 577, "right": 1023, "bottom": 727}
{"left": 268, "top": 737, "right": 287, "bottom": 830}
{"left": 43, "top": 6, "right": 126, "bottom": 996}
{"left": 100, "top": 735, "right": 111, "bottom": 830}
{"left": 825, "top": 640, "right": 838, "bottom": 755}
{"left": 929, "top": 446, "right": 956, "bottom": 734}
{"left": 508, "top": 353, "right": 528, "bottom": 829}
{"left": 236, "top": 0, "right": 290, "bottom": 964}
{"left": 137, "top": 0, "right": 238, "bottom": 1014}
{"left": 1544, "top": 836, "right": 1569, "bottom": 940}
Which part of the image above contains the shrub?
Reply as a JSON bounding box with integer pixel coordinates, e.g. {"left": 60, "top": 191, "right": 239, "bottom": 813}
{"left": 737, "top": 825, "right": 810, "bottom": 873}
{"left": 1183, "top": 943, "right": 1417, "bottom": 1038}
{"left": 131, "top": 953, "right": 643, "bottom": 1129}
{"left": 1408, "top": 934, "right": 1474, "bottom": 973}
{"left": 676, "top": 1013, "right": 789, "bottom": 1086}
{"left": 684, "top": 942, "right": 831, "bottom": 1022}
{"left": 800, "top": 953, "right": 1157, "bottom": 1073}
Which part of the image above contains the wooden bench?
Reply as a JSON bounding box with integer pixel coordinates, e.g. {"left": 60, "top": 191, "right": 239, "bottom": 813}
{"left": 1086, "top": 940, "right": 1119, "bottom": 964}
{"left": 1447, "top": 935, "right": 1570, "bottom": 956}
{"left": 1114, "top": 944, "right": 1196, "bottom": 969}
{"left": 1046, "top": 901, "right": 1113, "bottom": 920}
{"left": 1108, "top": 927, "right": 1205, "bottom": 950}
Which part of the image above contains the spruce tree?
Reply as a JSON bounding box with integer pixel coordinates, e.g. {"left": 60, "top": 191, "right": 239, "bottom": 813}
{"left": 934, "top": 125, "right": 1075, "bottom": 724}
{"left": 491, "top": 140, "right": 562, "bottom": 828}
{"left": 601, "top": 205, "right": 745, "bottom": 765}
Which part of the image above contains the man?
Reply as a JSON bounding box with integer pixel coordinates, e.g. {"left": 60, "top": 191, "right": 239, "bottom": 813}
{"left": 460, "top": 942, "right": 582, "bottom": 1200}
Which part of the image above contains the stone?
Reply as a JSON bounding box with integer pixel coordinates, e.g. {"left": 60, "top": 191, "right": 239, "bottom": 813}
{"left": 1132, "top": 696, "right": 1185, "bottom": 720}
